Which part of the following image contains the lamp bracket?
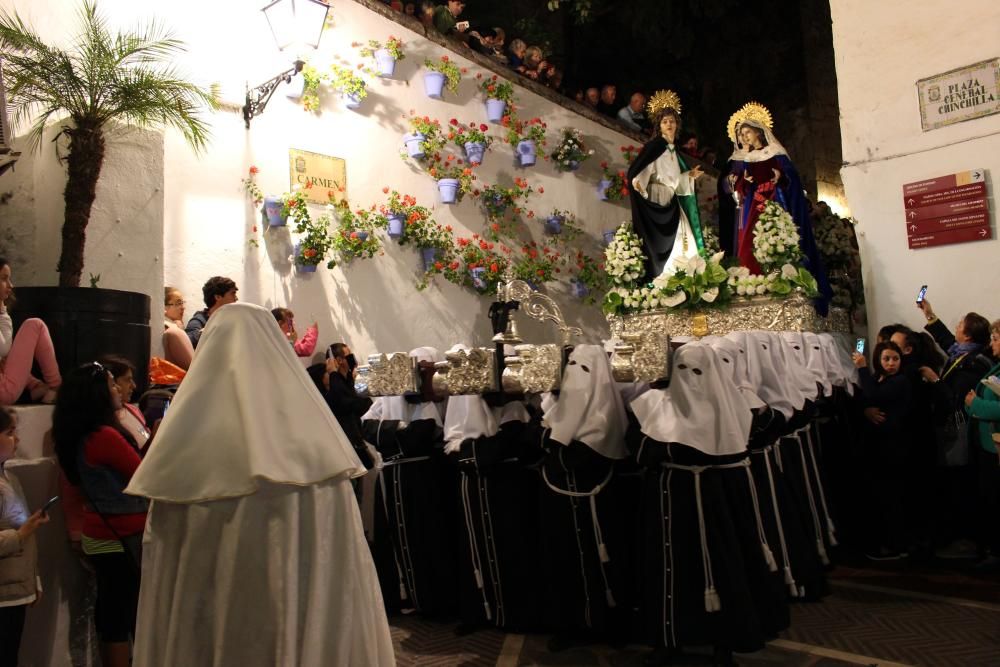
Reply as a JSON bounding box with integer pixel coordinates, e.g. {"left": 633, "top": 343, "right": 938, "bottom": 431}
{"left": 243, "top": 59, "right": 304, "bottom": 128}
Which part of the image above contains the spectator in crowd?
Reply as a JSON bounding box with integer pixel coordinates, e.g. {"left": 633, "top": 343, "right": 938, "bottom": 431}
{"left": 185, "top": 276, "right": 237, "bottom": 348}
{"left": 405, "top": 3, "right": 415, "bottom": 16}
{"left": 0, "top": 257, "right": 61, "bottom": 406}
{"left": 98, "top": 355, "right": 154, "bottom": 452}
{"left": 963, "top": 318, "right": 1000, "bottom": 569}
{"left": 433, "top": 0, "right": 468, "bottom": 36}
{"left": 491, "top": 27, "right": 506, "bottom": 58}
{"left": 573, "top": 89, "right": 585, "bottom": 104}
{"left": 467, "top": 27, "right": 499, "bottom": 56}
{"left": 162, "top": 287, "right": 193, "bottom": 371}
{"left": 584, "top": 87, "right": 600, "bottom": 109}
{"left": 419, "top": 1, "right": 435, "bottom": 28}
{"left": 0, "top": 406, "right": 49, "bottom": 667}
{"left": 271, "top": 308, "right": 318, "bottom": 359}
{"left": 545, "top": 65, "right": 564, "bottom": 92}
{"left": 680, "top": 133, "right": 705, "bottom": 159}
{"left": 597, "top": 84, "right": 617, "bottom": 116}
{"left": 617, "top": 91, "right": 649, "bottom": 132}
{"left": 519, "top": 45, "right": 544, "bottom": 79}
{"left": 54, "top": 362, "right": 147, "bottom": 667}
{"left": 318, "top": 343, "right": 374, "bottom": 469}
{"left": 506, "top": 38, "right": 526, "bottom": 70}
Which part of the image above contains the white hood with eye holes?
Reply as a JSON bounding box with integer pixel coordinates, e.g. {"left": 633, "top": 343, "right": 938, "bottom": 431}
{"left": 631, "top": 342, "right": 754, "bottom": 456}
{"left": 543, "top": 344, "right": 628, "bottom": 459}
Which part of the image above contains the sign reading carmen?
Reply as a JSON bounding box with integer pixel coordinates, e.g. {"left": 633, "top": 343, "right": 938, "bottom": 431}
{"left": 288, "top": 148, "right": 347, "bottom": 205}
{"left": 917, "top": 58, "right": 1000, "bottom": 131}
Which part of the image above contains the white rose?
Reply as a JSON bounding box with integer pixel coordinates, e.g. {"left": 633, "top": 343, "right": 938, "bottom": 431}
{"left": 781, "top": 263, "right": 798, "bottom": 279}
{"left": 702, "top": 286, "right": 719, "bottom": 303}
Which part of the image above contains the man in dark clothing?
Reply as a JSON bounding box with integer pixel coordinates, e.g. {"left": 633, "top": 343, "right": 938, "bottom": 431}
{"left": 185, "top": 276, "right": 237, "bottom": 348}
{"left": 432, "top": 0, "right": 468, "bottom": 36}
{"left": 321, "top": 342, "right": 374, "bottom": 468}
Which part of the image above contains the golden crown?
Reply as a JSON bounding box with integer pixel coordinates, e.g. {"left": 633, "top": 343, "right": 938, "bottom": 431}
{"left": 727, "top": 101, "right": 773, "bottom": 144}
{"left": 647, "top": 89, "right": 682, "bottom": 117}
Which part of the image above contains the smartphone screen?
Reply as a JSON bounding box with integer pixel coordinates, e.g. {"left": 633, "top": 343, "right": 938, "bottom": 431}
{"left": 916, "top": 285, "right": 928, "bottom": 303}
{"left": 855, "top": 337, "right": 865, "bottom": 354}
{"left": 42, "top": 495, "right": 60, "bottom": 513}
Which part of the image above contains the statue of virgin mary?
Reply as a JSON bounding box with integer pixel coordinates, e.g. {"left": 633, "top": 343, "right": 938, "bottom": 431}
{"left": 627, "top": 90, "right": 706, "bottom": 282}
{"left": 725, "top": 102, "right": 832, "bottom": 314}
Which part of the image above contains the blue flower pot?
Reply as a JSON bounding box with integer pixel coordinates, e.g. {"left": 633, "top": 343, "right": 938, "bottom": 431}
{"left": 598, "top": 178, "right": 612, "bottom": 201}
{"left": 464, "top": 141, "right": 486, "bottom": 166}
{"left": 470, "top": 266, "right": 487, "bottom": 290}
{"left": 262, "top": 196, "right": 287, "bottom": 227}
{"left": 437, "top": 178, "right": 460, "bottom": 204}
{"left": 423, "top": 71, "right": 446, "bottom": 98}
{"left": 571, "top": 279, "right": 589, "bottom": 299}
{"left": 343, "top": 92, "right": 363, "bottom": 110}
{"left": 387, "top": 215, "right": 404, "bottom": 239}
{"left": 544, "top": 216, "right": 564, "bottom": 235}
{"left": 603, "top": 230, "right": 617, "bottom": 246}
{"left": 420, "top": 247, "right": 439, "bottom": 272}
{"left": 517, "top": 139, "right": 536, "bottom": 167}
{"left": 565, "top": 160, "right": 581, "bottom": 172}
{"left": 404, "top": 132, "right": 426, "bottom": 159}
{"left": 355, "top": 231, "right": 369, "bottom": 241}
{"left": 486, "top": 98, "right": 506, "bottom": 123}
{"left": 297, "top": 263, "right": 317, "bottom": 273}
{"left": 374, "top": 49, "right": 396, "bottom": 77}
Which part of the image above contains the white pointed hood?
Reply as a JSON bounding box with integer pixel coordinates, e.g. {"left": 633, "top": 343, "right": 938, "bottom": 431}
{"left": 703, "top": 335, "right": 766, "bottom": 410}
{"left": 727, "top": 331, "right": 801, "bottom": 418}
{"left": 126, "top": 303, "right": 365, "bottom": 503}
{"left": 632, "top": 342, "right": 753, "bottom": 456}
{"left": 544, "top": 344, "right": 628, "bottom": 459}
{"left": 780, "top": 332, "right": 826, "bottom": 399}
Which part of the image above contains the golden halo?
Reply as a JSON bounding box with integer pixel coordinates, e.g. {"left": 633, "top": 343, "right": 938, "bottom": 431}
{"left": 647, "top": 90, "right": 682, "bottom": 117}
{"left": 727, "top": 101, "right": 773, "bottom": 144}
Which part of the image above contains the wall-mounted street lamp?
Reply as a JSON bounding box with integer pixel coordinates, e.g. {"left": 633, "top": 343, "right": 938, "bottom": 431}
{"left": 243, "top": 0, "right": 330, "bottom": 128}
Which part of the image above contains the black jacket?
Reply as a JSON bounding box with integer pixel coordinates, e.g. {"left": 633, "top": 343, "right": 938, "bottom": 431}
{"left": 325, "top": 371, "right": 374, "bottom": 468}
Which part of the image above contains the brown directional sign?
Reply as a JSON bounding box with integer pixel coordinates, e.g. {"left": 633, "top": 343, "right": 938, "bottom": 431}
{"left": 907, "top": 225, "right": 991, "bottom": 249}
{"left": 903, "top": 169, "right": 991, "bottom": 249}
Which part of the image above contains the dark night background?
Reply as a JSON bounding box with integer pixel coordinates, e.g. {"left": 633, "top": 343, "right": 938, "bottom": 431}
{"left": 463, "top": 0, "right": 844, "bottom": 198}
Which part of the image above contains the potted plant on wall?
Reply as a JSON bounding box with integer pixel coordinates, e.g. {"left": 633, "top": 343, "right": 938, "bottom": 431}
{"left": 427, "top": 159, "right": 474, "bottom": 204}
{"left": 422, "top": 55, "right": 463, "bottom": 99}
{"left": 357, "top": 36, "right": 405, "bottom": 78}
{"left": 0, "top": 0, "right": 216, "bottom": 388}
{"left": 475, "top": 73, "right": 515, "bottom": 123}
{"left": 329, "top": 201, "right": 383, "bottom": 266}
{"left": 293, "top": 213, "right": 336, "bottom": 273}
{"left": 551, "top": 128, "right": 594, "bottom": 172}
{"left": 370, "top": 188, "right": 430, "bottom": 241}
{"left": 503, "top": 115, "right": 547, "bottom": 167}
{"left": 447, "top": 119, "right": 492, "bottom": 166}
{"left": 401, "top": 113, "right": 445, "bottom": 160}
{"left": 329, "top": 64, "right": 368, "bottom": 110}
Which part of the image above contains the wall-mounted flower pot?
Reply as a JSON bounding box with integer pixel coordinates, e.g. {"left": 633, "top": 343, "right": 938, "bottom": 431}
{"left": 343, "top": 92, "right": 363, "bottom": 110}
{"left": 602, "top": 230, "right": 617, "bottom": 246}
{"left": 464, "top": 141, "right": 486, "bottom": 166}
{"left": 544, "top": 216, "right": 564, "bottom": 235}
{"left": 597, "top": 179, "right": 612, "bottom": 201}
{"left": 387, "top": 215, "right": 404, "bottom": 239}
{"left": 485, "top": 98, "right": 506, "bottom": 123}
{"left": 516, "top": 140, "right": 536, "bottom": 167}
{"left": 570, "top": 279, "right": 589, "bottom": 299}
{"left": 374, "top": 49, "right": 396, "bottom": 77}
{"left": 404, "top": 132, "right": 426, "bottom": 159}
{"left": 420, "top": 247, "right": 439, "bottom": 272}
{"left": 262, "top": 196, "right": 287, "bottom": 227}
{"left": 423, "top": 72, "right": 446, "bottom": 99}
{"left": 470, "top": 266, "right": 487, "bottom": 290}
{"left": 437, "top": 178, "right": 460, "bottom": 204}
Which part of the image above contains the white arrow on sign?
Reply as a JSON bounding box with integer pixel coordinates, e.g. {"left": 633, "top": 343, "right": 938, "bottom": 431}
{"left": 907, "top": 198, "right": 915, "bottom": 205}
{"left": 910, "top": 224, "right": 917, "bottom": 232}
{"left": 980, "top": 229, "right": 987, "bottom": 237}
{"left": 908, "top": 211, "right": 916, "bottom": 219}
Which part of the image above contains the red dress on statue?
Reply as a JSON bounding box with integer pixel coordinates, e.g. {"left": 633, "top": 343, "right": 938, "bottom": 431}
{"left": 733, "top": 156, "right": 787, "bottom": 275}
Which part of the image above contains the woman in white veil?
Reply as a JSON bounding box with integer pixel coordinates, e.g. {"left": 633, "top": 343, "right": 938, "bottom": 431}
{"left": 126, "top": 303, "right": 394, "bottom": 666}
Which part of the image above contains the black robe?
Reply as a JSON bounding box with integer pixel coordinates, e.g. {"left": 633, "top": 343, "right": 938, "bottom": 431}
{"left": 626, "top": 136, "right": 690, "bottom": 282}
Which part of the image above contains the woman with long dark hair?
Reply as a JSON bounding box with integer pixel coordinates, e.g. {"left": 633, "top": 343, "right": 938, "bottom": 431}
{"left": 53, "top": 362, "right": 146, "bottom": 667}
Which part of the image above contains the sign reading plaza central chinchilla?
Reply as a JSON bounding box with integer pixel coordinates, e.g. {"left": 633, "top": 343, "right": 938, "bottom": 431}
{"left": 916, "top": 58, "right": 1000, "bottom": 131}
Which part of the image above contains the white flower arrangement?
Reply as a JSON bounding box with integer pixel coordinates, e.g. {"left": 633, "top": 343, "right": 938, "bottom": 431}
{"left": 551, "top": 128, "right": 594, "bottom": 173}
{"left": 603, "top": 248, "right": 730, "bottom": 315}
{"left": 753, "top": 200, "right": 803, "bottom": 272}
{"left": 604, "top": 223, "right": 645, "bottom": 286}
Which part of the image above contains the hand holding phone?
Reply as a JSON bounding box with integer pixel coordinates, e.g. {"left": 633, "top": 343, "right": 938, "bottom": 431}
{"left": 456, "top": 20, "right": 470, "bottom": 31}
{"left": 41, "top": 495, "right": 60, "bottom": 514}
{"left": 855, "top": 337, "right": 866, "bottom": 354}
{"left": 916, "top": 284, "right": 928, "bottom": 304}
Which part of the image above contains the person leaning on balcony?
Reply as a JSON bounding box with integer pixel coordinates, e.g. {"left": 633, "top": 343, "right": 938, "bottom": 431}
{"left": 433, "top": 0, "right": 468, "bottom": 36}
{"left": 184, "top": 277, "right": 237, "bottom": 349}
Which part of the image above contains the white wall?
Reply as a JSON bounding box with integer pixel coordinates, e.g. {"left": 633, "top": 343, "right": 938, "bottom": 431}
{"left": 831, "top": 0, "right": 1000, "bottom": 332}
{"left": 0, "top": 0, "right": 671, "bottom": 365}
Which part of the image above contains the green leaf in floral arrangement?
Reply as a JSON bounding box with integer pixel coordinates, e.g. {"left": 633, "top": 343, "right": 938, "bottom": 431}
{"left": 796, "top": 268, "right": 820, "bottom": 296}
{"left": 602, "top": 291, "right": 623, "bottom": 315}
{"left": 705, "top": 261, "right": 728, "bottom": 284}
{"left": 770, "top": 278, "right": 792, "bottom": 296}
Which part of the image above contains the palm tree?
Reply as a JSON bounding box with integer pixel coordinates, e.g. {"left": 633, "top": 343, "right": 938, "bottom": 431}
{"left": 0, "top": 1, "right": 216, "bottom": 287}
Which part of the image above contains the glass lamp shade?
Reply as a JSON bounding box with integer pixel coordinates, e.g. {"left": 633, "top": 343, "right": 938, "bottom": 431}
{"left": 262, "top": 0, "right": 330, "bottom": 51}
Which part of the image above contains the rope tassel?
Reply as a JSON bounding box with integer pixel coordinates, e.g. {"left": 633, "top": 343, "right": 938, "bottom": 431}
{"left": 763, "top": 545, "right": 777, "bottom": 572}
{"left": 704, "top": 587, "right": 721, "bottom": 613}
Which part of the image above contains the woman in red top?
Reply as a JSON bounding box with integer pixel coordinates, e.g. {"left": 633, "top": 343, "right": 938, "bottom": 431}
{"left": 53, "top": 362, "right": 146, "bottom": 667}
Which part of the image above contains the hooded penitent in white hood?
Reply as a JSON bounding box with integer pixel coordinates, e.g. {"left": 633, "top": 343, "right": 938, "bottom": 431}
{"left": 726, "top": 331, "right": 801, "bottom": 419}
{"left": 703, "top": 335, "right": 766, "bottom": 410}
{"left": 780, "top": 332, "right": 826, "bottom": 399}
{"left": 819, "top": 333, "right": 857, "bottom": 395}
{"left": 127, "top": 303, "right": 365, "bottom": 502}
{"left": 801, "top": 332, "right": 834, "bottom": 397}
{"left": 127, "top": 303, "right": 394, "bottom": 666}
{"left": 543, "top": 344, "right": 628, "bottom": 459}
{"left": 632, "top": 343, "right": 754, "bottom": 456}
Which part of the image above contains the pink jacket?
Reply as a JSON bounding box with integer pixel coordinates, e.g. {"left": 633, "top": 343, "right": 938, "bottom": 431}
{"left": 293, "top": 324, "right": 318, "bottom": 358}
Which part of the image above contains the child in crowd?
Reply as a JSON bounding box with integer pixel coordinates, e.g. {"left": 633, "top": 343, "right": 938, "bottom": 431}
{"left": 0, "top": 407, "right": 49, "bottom": 667}
{"left": 271, "top": 308, "right": 318, "bottom": 358}
{"left": 853, "top": 341, "right": 913, "bottom": 560}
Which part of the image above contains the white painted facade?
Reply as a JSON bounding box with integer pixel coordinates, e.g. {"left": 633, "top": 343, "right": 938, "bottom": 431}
{"left": 831, "top": 0, "right": 1000, "bottom": 333}
{"left": 0, "top": 0, "right": 659, "bottom": 364}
